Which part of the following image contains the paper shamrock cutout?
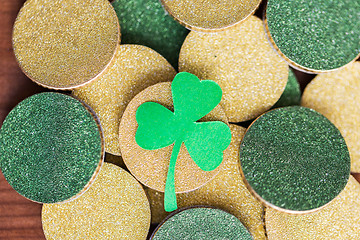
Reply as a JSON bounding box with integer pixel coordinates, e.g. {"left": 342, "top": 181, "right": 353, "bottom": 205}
{"left": 135, "top": 72, "right": 231, "bottom": 212}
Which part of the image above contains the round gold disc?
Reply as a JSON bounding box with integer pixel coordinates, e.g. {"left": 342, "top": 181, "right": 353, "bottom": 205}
{"left": 179, "top": 16, "right": 289, "bottom": 122}
{"left": 265, "top": 176, "right": 360, "bottom": 239}
{"left": 73, "top": 45, "right": 176, "bottom": 155}
{"left": 161, "top": 0, "right": 261, "bottom": 32}
{"left": 302, "top": 62, "right": 360, "bottom": 173}
{"left": 145, "top": 124, "right": 265, "bottom": 239}
{"left": 13, "top": 0, "right": 120, "bottom": 90}
{"left": 119, "top": 82, "right": 228, "bottom": 193}
{"left": 42, "top": 163, "right": 150, "bottom": 240}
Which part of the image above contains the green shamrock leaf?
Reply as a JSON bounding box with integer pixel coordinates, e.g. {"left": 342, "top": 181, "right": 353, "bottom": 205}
{"left": 135, "top": 72, "right": 231, "bottom": 212}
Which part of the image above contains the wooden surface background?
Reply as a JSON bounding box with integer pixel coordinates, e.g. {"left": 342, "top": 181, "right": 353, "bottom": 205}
{"left": 0, "top": 1, "right": 46, "bottom": 239}
{"left": 0, "top": 0, "right": 359, "bottom": 239}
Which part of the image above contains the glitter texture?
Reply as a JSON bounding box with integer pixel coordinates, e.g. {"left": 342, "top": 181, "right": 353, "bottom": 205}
{"left": 240, "top": 106, "right": 350, "bottom": 212}
{"left": 151, "top": 207, "right": 253, "bottom": 240}
{"left": 112, "top": 0, "right": 188, "bottom": 68}
{"left": 145, "top": 125, "right": 265, "bottom": 239}
{"left": 119, "top": 82, "right": 228, "bottom": 193}
{"left": 266, "top": 176, "right": 360, "bottom": 239}
{"left": 42, "top": 163, "right": 150, "bottom": 240}
{"left": 0, "top": 92, "right": 104, "bottom": 203}
{"left": 302, "top": 62, "right": 360, "bottom": 173}
{"left": 161, "top": 0, "right": 261, "bottom": 31}
{"left": 73, "top": 45, "right": 176, "bottom": 156}
{"left": 266, "top": 0, "right": 360, "bottom": 72}
{"left": 12, "top": 0, "right": 120, "bottom": 89}
{"left": 273, "top": 69, "right": 301, "bottom": 108}
{"left": 179, "top": 16, "right": 288, "bottom": 122}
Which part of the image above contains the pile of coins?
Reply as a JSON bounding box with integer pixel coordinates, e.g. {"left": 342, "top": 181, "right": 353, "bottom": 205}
{"left": 1, "top": 0, "right": 359, "bottom": 239}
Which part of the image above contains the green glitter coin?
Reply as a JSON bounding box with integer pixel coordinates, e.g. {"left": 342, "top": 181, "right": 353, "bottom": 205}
{"left": 239, "top": 106, "right": 350, "bottom": 213}
{"left": 266, "top": 0, "right": 360, "bottom": 72}
{"left": 273, "top": 69, "right": 301, "bottom": 108}
{"left": 112, "top": 0, "right": 189, "bottom": 68}
{"left": 0, "top": 92, "right": 104, "bottom": 203}
{"left": 151, "top": 207, "right": 253, "bottom": 240}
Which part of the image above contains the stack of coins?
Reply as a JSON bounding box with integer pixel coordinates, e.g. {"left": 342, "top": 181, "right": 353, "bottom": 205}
{"left": 1, "top": 0, "right": 359, "bottom": 239}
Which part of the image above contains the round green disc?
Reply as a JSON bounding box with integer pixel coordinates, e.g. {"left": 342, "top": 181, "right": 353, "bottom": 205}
{"left": 151, "top": 207, "right": 253, "bottom": 240}
{"left": 240, "top": 106, "right": 350, "bottom": 212}
{"left": 112, "top": 0, "right": 189, "bottom": 68}
{"left": 273, "top": 69, "right": 301, "bottom": 108}
{"left": 0, "top": 92, "right": 104, "bottom": 203}
{"left": 266, "top": 0, "right": 360, "bottom": 72}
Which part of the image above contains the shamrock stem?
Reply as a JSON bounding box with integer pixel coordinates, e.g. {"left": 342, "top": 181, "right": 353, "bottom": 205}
{"left": 164, "top": 140, "right": 182, "bottom": 212}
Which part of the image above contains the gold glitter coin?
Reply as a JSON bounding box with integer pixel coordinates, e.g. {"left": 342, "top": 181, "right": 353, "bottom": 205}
{"left": 179, "top": 16, "right": 289, "bottom": 122}
{"left": 73, "top": 45, "right": 176, "bottom": 155}
{"left": 302, "top": 62, "right": 360, "bottom": 173}
{"left": 145, "top": 125, "right": 266, "bottom": 239}
{"left": 265, "top": 176, "right": 360, "bottom": 239}
{"left": 160, "top": 0, "right": 261, "bottom": 32}
{"left": 42, "top": 163, "right": 150, "bottom": 240}
{"left": 119, "top": 82, "right": 228, "bottom": 193}
{"left": 13, "top": 0, "right": 120, "bottom": 90}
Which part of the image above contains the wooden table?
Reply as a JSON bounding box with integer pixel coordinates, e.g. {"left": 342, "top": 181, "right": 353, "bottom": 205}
{"left": 0, "top": 1, "right": 46, "bottom": 239}
{"left": 0, "top": 1, "right": 359, "bottom": 239}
